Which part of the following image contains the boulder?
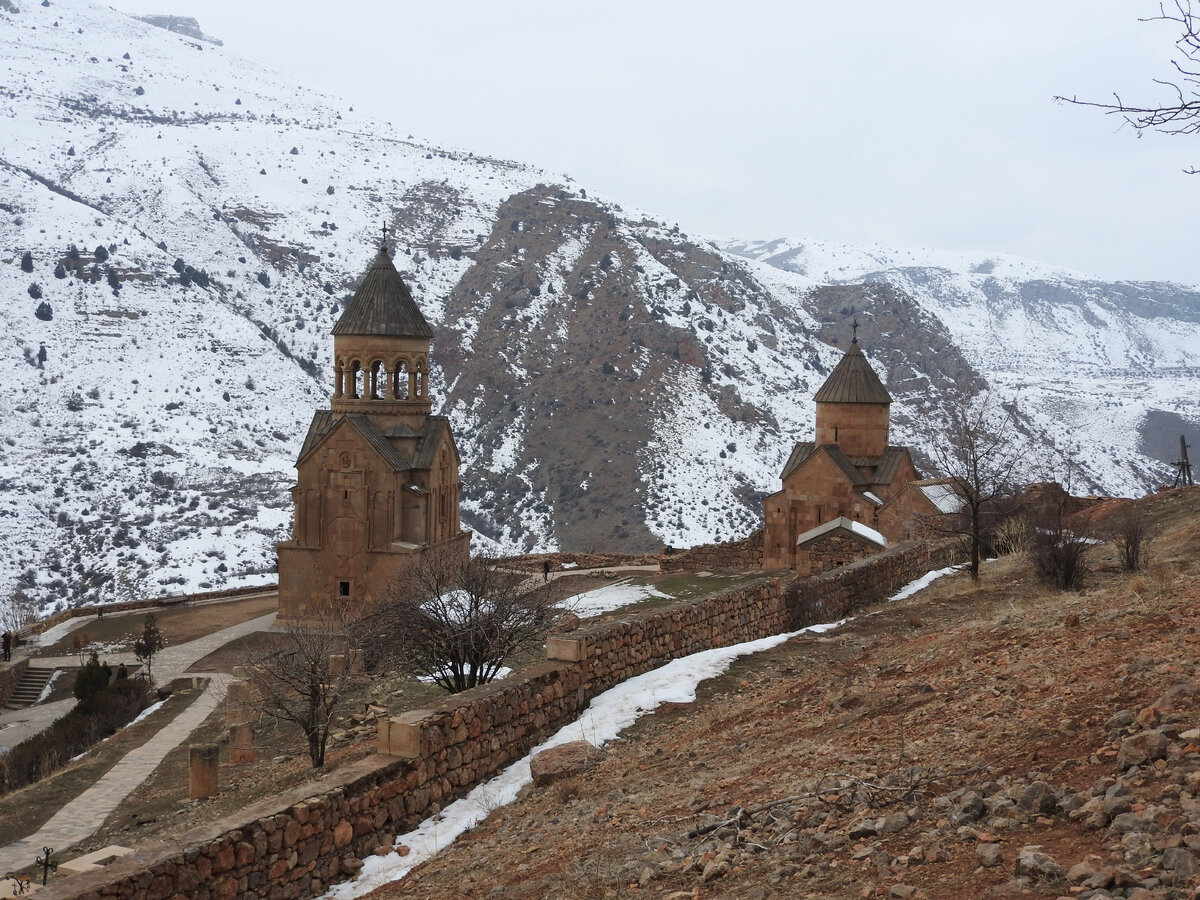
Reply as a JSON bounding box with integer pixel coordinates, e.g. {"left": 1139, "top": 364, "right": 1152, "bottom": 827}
{"left": 529, "top": 741, "right": 604, "bottom": 787}
{"left": 1115, "top": 732, "right": 1169, "bottom": 770}
{"left": 1013, "top": 845, "right": 1067, "bottom": 881}
{"left": 976, "top": 842, "right": 1003, "bottom": 868}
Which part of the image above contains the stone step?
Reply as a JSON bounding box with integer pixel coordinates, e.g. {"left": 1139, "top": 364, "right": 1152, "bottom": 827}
{"left": 5, "top": 666, "right": 58, "bottom": 709}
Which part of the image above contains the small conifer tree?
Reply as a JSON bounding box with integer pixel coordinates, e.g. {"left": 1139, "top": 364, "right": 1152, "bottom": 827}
{"left": 133, "top": 614, "right": 166, "bottom": 681}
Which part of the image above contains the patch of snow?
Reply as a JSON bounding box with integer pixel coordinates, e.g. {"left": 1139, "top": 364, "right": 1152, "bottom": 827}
{"left": 562, "top": 579, "right": 668, "bottom": 618}
{"left": 886, "top": 565, "right": 963, "bottom": 605}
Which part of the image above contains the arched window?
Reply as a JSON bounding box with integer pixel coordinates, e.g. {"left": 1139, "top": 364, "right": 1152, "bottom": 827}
{"left": 370, "top": 360, "right": 386, "bottom": 400}
{"left": 391, "top": 358, "right": 410, "bottom": 399}
{"left": 348, "top": 360, "right": 363, "bottom": 399}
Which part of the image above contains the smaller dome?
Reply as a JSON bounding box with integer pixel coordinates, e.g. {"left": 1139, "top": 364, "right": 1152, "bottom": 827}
{"left": 813, "top": 341, "right": 892, "bottom": 405}
{"left": 332, "top": 245, "right": 434, "bottom": 338}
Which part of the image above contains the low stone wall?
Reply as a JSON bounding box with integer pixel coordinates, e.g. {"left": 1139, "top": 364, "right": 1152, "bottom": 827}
{"left": 498, "top": 551, "right": 660, "bottom": 574}
{"left": 36, "top": 541, "right": 960, "bottom": 900}
{"left": 660, "top": 529, "right": 765, "bottom": 573}
{"left": 21, "top": 583, "right": 277, "bottom": 640}
{"left": 788, "top": 539, "right": 959, "bottom": 628}
{"left": 0, "top": 658, "right": 29, "bottom": 708}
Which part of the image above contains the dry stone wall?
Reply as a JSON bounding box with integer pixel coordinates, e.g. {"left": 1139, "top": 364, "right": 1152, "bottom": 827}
{"left": 659, "top": 529, "right": 765, "bottom": 573}
{"left": 37, "top": 540, "right": 959, "bottom": 900}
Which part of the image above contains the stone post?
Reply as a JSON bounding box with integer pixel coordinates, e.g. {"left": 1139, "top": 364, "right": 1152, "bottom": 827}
{"left": 229, "top": 724, "right": 256, "bottom": 764}
{"left": 189, "top": 743, "right": 219, "bottom": 799}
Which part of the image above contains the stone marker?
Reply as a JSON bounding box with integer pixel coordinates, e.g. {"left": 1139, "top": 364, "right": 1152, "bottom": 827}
{"left": 189, "top": 743, "right": 220, "bottom": 799}
{"left": 229, "top": 723, "right": 256, "bottom": 764}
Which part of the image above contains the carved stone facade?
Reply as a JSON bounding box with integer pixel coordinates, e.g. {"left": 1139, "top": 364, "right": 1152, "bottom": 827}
{"left": 762, "top": 337, "right": 941, "bottom": 572}
{"left": 277, "top": 246, "right": 469, "bottom": 623}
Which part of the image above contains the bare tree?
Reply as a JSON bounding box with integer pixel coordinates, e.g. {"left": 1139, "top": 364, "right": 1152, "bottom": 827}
{"left": 353, "top": 547, "right": 559, "bottom": 693}
{"left": 1056, "top": 2, "right": 1200, "bottom": 171}
{"left": 1, "top": 589, "right": 38, "bottom": 635}
{"left": 1111, "top": 508, "right": 1151, "bottom": 571}
{"left": 918, "top": 386, "right": 1031, "bottom": 581}
{"left": 245, "top": 610, "right": 357, "bottom": 768}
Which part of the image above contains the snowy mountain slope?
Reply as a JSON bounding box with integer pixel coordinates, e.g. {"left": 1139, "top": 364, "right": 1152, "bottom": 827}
{"left": 724, "top": 237, "right": 1200, "bottom": 494}
{"left": 2, "top": 0, "right": 1196, "bottom": 614}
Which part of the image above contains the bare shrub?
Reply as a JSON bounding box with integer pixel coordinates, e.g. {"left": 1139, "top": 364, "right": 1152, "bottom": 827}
{"left": 991, "top": 516, "right": 1029, "bottom": 556}
{"left": 352, "top": 546, "right": 558, "bottom": 693}
{"left": 1030, "top": 516, "right": 1090, "bottom": 591}
{"left": 1111, "top": 511, "right": 1150, "bottom": 572}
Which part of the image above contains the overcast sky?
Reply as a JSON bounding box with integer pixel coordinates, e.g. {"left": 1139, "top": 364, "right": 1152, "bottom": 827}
{"left": 110, "top": 1, "right": 1200, "bottom": 285}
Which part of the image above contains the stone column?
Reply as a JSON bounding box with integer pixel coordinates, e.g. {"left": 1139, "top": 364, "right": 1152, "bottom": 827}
{"left": 189, "top": 743, "right": 219, "bottom": 799}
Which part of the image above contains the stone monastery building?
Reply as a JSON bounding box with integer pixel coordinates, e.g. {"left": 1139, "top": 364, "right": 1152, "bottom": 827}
{"left": 277, "top": 244, "right": 469, "bottom": 623}
{"left": 762, "top": 333, "right": 944, "bottom": 573}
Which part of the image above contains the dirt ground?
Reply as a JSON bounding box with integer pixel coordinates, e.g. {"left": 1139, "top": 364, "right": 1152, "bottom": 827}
{"left": 362, "top": 487, "right": 1200, "bottom": 900}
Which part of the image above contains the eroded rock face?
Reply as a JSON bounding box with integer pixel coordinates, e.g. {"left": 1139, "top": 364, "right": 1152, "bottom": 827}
{"left": 529, "top": 740, "right": 604, "bottom": 787}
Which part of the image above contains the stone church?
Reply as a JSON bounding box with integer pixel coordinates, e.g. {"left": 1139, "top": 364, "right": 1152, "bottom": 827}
{"left": 277, "top": 244, "right": 470, "bottom": 623}
{"left": 762, "top": 333, "right": 944, "bottom": 573}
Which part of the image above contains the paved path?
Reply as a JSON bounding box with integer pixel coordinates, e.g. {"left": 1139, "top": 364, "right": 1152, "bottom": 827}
{"left": 0, "top": 607, "right": 278, "bottom": 878}
{"left": 0, "top": 675, "right": 229, "bottom": 877}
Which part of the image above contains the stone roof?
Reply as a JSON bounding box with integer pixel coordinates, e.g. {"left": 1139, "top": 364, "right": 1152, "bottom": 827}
{"left": 296, "top": 411, "right": 335, "bottom": 463}
{"left": 343, "top": 414, "right": 412, "bottom": 471}
{"left": 794, "top": 516, "right": 887, "bottom": 548}
{"left": 294, "top": 411, "right": 454, "bottom": 473}
{"left": 780, "top": 442, "right": 867, "bottom": 485}
{"left": 332, "top": 246, "right": 434, "bottom": 339}
{"left": 813, "top": 341, "right": 892, "bottom": 405}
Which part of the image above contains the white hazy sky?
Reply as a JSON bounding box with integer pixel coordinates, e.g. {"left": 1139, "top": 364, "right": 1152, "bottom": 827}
{"left": 110, "top": 1, "right": 1200, "bottom": 286}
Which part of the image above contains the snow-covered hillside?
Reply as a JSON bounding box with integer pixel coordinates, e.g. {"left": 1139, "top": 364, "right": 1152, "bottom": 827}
{"left": 724, "top": 237, "right": 1200, "bottom": 496}
{"left": 2, "top": 0, "right": 1198, "bottom": 615}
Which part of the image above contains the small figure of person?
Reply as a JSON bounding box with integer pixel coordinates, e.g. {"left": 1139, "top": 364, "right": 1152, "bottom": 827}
{"left": 101, "top": 659, "right": 112, "bottom": 684}
{"left": 1, "top": 630, "right": 11, "bottom": 662}
{"left": 116, "top": 662, "right": 128, "bottom": 681}
{"left": 542, "top": 560, "right": 550, "bottom": 582}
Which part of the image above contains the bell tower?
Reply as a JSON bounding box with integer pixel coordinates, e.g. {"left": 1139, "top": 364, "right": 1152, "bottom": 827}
{"left": 330, "top": 242, "right": 435, "bottom": 430}
{"left": 276, "top": 241, "right": 469, "bottom": 624}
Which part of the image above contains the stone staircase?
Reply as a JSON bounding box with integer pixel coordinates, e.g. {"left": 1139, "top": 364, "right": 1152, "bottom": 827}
{"left": 6, "top": 666, "right": 56, "bottom": 709}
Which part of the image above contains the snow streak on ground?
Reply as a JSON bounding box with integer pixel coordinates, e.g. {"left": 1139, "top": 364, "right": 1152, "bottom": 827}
{"left": 322, "top": 619, "right": 845, "bottom": 899}
{"left": 323, "top": 565, "right": 960, "bottom": 898}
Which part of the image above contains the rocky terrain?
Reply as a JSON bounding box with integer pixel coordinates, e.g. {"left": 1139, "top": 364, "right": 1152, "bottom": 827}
{"left": 368, "top": 487, "right": 1200, "bottom": 899}
{"left": 3, "top": 0, "right": 1200, "bottom": 616}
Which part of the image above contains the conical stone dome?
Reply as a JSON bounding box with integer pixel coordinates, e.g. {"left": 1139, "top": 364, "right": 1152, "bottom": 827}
{"left": 332, "top": 246, "right": 434, "bottom": 338}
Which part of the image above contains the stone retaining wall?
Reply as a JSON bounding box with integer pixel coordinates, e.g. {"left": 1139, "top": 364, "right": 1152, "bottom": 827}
{"left": 0, "top": 658, "right": 29, "bottom": 708}
{"left": 498, "top": 552, "right": 660, "bottom": 574}
{"left": 36, "top": 541, "right": 959, "bottom": 900}
{"left": 659, "top": 529, "right": 765, "bottom": 573}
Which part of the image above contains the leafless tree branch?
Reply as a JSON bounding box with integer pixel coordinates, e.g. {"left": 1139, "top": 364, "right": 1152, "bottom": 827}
{"left": 1056, "top": 1, "right": 1200, "bottom": 168}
